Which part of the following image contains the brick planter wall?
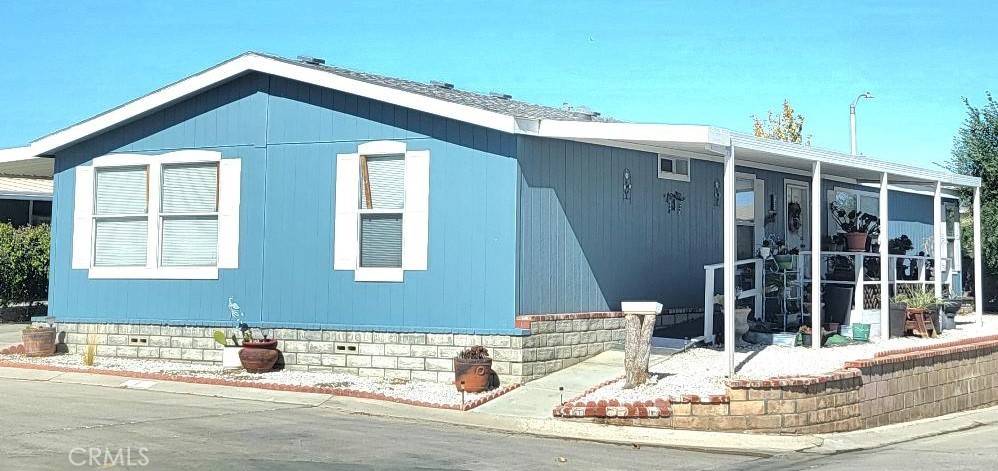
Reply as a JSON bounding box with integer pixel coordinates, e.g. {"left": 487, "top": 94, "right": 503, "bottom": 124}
{"left": 555, "top": 335, "right": 998, "bottom": 433}
{"left": 50, "top": 312, "right": 625, "bottom": 385}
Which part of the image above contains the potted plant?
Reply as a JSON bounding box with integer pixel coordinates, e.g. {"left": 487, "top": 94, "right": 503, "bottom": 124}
{"left": 453, "top": 345, "right": 493, "bottom": 392}
{"left": 22, "top": 325, "right": 56, "bottom": 357}
{"left": 892, "top": 286, "right": 941, "bottom": 337}
{"left": 238, "top": 329, "right": 280, "bottom": 373}
{"left": 829, "top": 202, "right": 880, "bottom": 252}
{"left": 212, "top": 330, "right": 244, "bottom": 369}
{"left": 888, "top": 235, "right": 914, "bottom": 255}
{"left": 713, "top": 295, "right": 752, "bottom": 341}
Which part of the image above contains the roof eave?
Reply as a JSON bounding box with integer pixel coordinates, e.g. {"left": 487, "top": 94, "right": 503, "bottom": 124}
{"left": 26, "top": 53, "right": 519, "bottom": 158}
{"left": 730, "top": 132, "right": 980, "bottom": 188}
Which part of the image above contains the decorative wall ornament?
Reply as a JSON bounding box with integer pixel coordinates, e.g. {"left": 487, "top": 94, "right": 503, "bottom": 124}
{"left": 787, "top": 201, "right": 803, "bottom": 233}
{"left": 765, "top": 194, "right": 778, "bottom": 224}
{"left": 623, "top": 168, "right": 632, "bottom": 200}
{"left": 664, "top": 190, "right": 686, "bottom": 213}
{"left": 713, "top": 179, "right": 721, "bottom": 206}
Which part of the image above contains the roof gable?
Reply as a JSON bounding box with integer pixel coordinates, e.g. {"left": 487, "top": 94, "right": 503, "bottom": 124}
{"left": 27, "top": 52, "right": 605, "bottom": 158}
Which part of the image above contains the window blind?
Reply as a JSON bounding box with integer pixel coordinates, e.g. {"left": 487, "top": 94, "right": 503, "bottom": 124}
{"left": 162, "top": 163, "right": 217, "bottom": 213}
{"left": 93, "top": 218, "right": 148, "bottom": 266}
{"left": 360, "top": 214, "right": 403, "bottom": 268}
{"left": 161, "top": 217, "right": 218, "bottom": 266}
{"left": 360, "top": 155, "right": 405, "bottom": 209}
{"left": 94, "top": 167, "right": 148, "bottom": 266}
{"left": 160, "top": 163, "right": 219, "bottom": 267}
{"left": 95, "top": 166, "right": 147, "bottom": 215}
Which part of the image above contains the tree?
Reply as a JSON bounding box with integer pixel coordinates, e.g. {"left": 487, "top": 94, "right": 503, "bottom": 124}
{"left": 752, "top": 100, "right": 812, "bottom": 146}
{"left": 948, "top": 93, "right": 998, "bottom": 280}
{"left": 622, "top": 312, "right": 656, "bottom": 388}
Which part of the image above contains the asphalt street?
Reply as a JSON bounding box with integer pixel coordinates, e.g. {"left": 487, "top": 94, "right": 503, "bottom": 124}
{"left": 0, "top": 379, "right": 752, "bottom": 470}
{"left": 1, "top": 378, "right": 995, "bottom": 470}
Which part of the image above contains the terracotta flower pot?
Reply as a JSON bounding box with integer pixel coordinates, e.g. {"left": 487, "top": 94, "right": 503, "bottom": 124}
{"left": 22, "top": 327, "right": 56, "bottom": 357}
{"left": 238, "top": 339, "right": 279, "bottom": 373}
{"left": 845, "top": 232, "right": 868, "bottom": 252}
{"left": 453, "top": 358, "right": 493, "bottom": 392}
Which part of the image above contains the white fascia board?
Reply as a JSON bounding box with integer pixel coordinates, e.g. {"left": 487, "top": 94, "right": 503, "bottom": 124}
{"left": 28, "top": 54, "right": 518, "bottom": 157}
{"left": 729, "top": 132, "right": 980, "bottom": 188}
{"left": 0, "top": 146, "right": 31, "bottom": 162}
{"left": 536, "top": 121, "right": 724, "bottom": 145}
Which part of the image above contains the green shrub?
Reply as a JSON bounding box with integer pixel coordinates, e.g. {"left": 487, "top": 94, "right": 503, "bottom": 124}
{"left": 0, "top": 223, "right": 50, "bottom": 308}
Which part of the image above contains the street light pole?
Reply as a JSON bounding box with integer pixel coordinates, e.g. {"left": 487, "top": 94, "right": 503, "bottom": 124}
{"left": 850, "top": 92, "right": 874, "bottom": 155}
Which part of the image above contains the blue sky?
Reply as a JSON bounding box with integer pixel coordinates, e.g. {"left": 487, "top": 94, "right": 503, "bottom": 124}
{"left": 1, "top": 1, "right": 995, "bottom": 170}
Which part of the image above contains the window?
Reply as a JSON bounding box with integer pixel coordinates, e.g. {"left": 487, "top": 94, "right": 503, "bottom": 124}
{"left": 72, "top": 150, "right": 240, "bottom": 279}
{"left": 93, "top": 166, "right": 149, "bottom": 267}
{"left": 333, "top": 141, "right": 430, "bottom": 282}
{"left": 359, "top": 155, "right": 404, "bottom": 268}
{"left": 827, "top": 187, "right": 879, "bottom": 237}
{"left": 736, "top": 176, "right": 759, "bottom": 260}
{"left": 160, "top": 163, "right": 219, "bottom": 267}
{"left": 657, "top": 155, "right": 690, "bottom": 181}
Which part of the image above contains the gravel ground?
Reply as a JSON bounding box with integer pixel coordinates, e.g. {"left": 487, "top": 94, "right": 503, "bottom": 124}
{"left": 0, "top": 354, "right": 490, "bottom": 407}
{"left": 580, "top": 315, "right": 998, "bottom": 404}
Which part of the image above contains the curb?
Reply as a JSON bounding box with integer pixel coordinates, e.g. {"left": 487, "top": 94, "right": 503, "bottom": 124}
{"left": 0, "top": 354, "right": 519, "bottom": 411}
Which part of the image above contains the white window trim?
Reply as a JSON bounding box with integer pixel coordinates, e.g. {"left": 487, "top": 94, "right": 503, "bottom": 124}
{"left": 334, "top": 141, "right": 429, "bottom": 283}
{"left": 657, "top": 154, "right": 691, "bottom": 182}
{"left": 734, "top": 172, "right": 765, "bottom": 249}
{"left": 73, "top": 150, "right": 240, "bottom": 280}
{"left": 784, "top": 179, "right": 810, "bottom": 247}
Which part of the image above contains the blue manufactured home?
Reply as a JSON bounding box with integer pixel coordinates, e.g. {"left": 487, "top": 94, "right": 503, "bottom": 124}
{"left": 4, "top": 53, "right": 983, "bottom": 382}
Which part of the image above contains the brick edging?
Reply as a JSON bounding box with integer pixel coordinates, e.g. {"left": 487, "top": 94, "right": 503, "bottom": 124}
{"left": 553, "top": 332, "right": 998, "bottom": 422}
{"left": 727, "top": 369, "right": 863, "bottom": 388}
{"left": 551, "top": 374, "right": 730, "bottom": 419}
{"left": 0, "top": 354, "right": 518, "bottom": 411}
{"left": 847, "top": 337, "right": 998, "bottom": 368}
{"left": 873, "top": 334, "right": 998, "bottom": 358}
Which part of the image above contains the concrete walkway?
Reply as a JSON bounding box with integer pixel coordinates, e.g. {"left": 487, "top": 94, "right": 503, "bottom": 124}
{"left": 0, "top": 323, "right": 25, "bottom": 347}
{"left": 473, "top": 349, "right": 675, "bottom": 419}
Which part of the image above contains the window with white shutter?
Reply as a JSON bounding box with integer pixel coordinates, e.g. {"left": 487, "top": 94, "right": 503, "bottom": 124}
{"left": 333, "top": 141, "right": 429, "bottom": 282}
{"left": 72, "top": 150, "right": 240, "bottom": 279}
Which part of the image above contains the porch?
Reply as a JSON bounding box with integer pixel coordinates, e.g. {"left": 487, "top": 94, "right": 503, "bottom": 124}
{"left": 701, "top": 135, "right": 984, "bottom": 375}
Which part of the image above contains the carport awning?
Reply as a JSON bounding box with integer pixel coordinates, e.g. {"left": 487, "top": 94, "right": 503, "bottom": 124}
{"left": 0, "top": 147, "right": 53, "bottom": 178}
{"left": 0, "top": 175, "right": 52, "bottom": 199}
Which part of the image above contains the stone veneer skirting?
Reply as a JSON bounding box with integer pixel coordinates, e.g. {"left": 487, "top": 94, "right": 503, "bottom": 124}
{"left": 555, "top": 334, "right": 998, "bottom": 433}
{"left": 52, "top": 312, "right": 625, "bottom": 384}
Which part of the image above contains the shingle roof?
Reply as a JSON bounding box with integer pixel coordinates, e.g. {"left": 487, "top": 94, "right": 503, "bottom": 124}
{"left": 258, "top": 53, "right": 614, "bottom": 122}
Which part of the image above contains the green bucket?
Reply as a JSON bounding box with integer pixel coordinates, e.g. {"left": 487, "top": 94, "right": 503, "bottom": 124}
{"left": 852, "top": 323, "right": 871, "bottom": 342}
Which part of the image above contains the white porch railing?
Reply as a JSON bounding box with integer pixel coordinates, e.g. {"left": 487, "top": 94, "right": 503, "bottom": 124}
{"left": 702, "top": 251, "right": 953, "bottom": 343}
{"left": 702, "top": 258, "right": 764, "bottom": 343}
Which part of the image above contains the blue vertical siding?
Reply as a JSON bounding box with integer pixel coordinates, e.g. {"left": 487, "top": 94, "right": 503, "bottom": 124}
{"left": 515, "top": 143, "right": 951, "bottom": 315}
{"left": 49, "top": 74, "right": 519, "bottom": 332}
{"left": 515, "top": 136, "right": 724, "bottom": 313}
